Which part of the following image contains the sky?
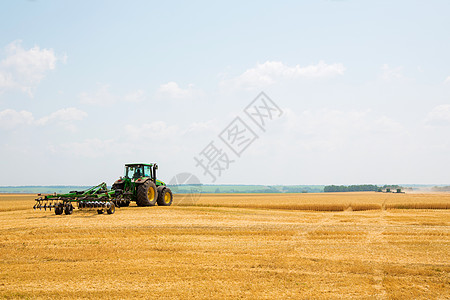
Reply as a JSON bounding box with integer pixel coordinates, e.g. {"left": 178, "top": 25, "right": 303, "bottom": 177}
{"left": 0, "top": 0, "right": 449, "bottom": 186}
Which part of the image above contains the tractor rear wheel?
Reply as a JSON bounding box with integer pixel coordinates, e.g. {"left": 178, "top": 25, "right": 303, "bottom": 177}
{"left": 136, "top": 180, "right": 157, "bottom": 206}
{"left": 157, "top": 187, "right": 173, "bottom": 206}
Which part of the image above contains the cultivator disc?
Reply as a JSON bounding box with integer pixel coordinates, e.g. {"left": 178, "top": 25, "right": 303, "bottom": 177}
{"left": 34, "top": 198, "right": 75, "bottom": 215}
{"left": 34, "top": 197, "right": 117, "bottom": 215}
{"left": 33, "top": 198, "right": 64, "bottom": 211}
{"left": 78, "top": 200, "right": 116, "bottom": 214}
{"left": 111, "top": 198, "right": 131, "bottom": 207}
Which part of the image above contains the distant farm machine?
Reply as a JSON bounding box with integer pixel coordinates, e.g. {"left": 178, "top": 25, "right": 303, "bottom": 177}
{"left": 34, "top": 163, "right": 173, "bottom": 215}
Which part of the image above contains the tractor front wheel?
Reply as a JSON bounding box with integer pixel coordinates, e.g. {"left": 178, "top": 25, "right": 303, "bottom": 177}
{"left": 136, "top": 180, "right": 157, "bottom": 206}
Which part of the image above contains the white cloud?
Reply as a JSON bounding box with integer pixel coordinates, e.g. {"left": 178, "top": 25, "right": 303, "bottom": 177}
{"left": 444, "top": 76, "right": 450, "bottom": 85}
{"left": 380, "top": 64, "right": 403, "bottom": 81}
{"left": 80, "top": 85, "right": 150, "bottom": 105}
{"left": 124, "top": 89, "right": 145, "bottom": 102}
{"left": 373, "top": 116, "right": 406, "bottom": 134}
{"left": 125, "top": 121, "right": 179, "bottom": 140}
{"left": 0, "top": 72, "right": 15, "bottom": 90}
{"left": 0, "top": 40, "right": 59, "bottom": 96}
{"left": 220, "top": 61, "right": 345, "bottom": 90}
{"left": 184, "top": 120, "right": 218, "bottom": 134}
{"left": 156, "top": 81, "right": 203, "bottom": 99}
{"left": 59, "top": 138, "right": 116, "bottom": 158}
{"left": 424, "top": 104, "right": 450, "bottom": 126}
{"left": 0, "top": 107, "right": 87, "bottom": 131}
{"left": 0, "top": 109, "right": 34, "bottom": 129}
{"left": 125, "top": 120, "right": 219, "bottom": 143}
{"left": 278, "top": 108, "right": 406, "bottom": 152}
{"left": 51, "top": 120, "right": 202, "bottom": 158}
{"left": 79, "top": 84, "right": 117, "bottom": 106}
{"left": 37, "top": 107, "right": 87, "bottom": 125}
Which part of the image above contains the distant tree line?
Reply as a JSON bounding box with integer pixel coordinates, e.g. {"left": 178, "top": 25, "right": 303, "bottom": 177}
{"left": 175, "top": 185, "right": 324, "bottom": 194}
{"left": 324, "top": 185, "right": 380, "bottom": 192}
{"left": 431, "top": 186, "right": 450, "bottom": 192}
{"left": 280, "top": 186, "right": 323, "bottom": 193}
{"left": 323, "top": 184, "right": 403, "bottom": 193}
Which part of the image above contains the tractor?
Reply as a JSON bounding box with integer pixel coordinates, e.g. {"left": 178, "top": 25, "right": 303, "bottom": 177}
{"left": 111, "top": 163, "right": 173, "bottom": 207}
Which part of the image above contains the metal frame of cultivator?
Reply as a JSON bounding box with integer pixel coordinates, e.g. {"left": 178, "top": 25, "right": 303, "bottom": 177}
{"left": 34, "top": 182, "right": 120, "bottom": 215}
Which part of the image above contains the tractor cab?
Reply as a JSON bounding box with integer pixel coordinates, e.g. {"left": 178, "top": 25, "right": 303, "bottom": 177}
{"left": 124, "top": 163, "right": 157, "bottom": 181}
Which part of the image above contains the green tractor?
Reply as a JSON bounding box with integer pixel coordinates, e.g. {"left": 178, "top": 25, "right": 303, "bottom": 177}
{"left": 112, "top": 163, "right": 173, "bottom": 207}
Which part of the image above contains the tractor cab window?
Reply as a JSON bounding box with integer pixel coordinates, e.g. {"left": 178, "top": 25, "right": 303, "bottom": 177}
{"left": 144, "top": 166, "right": 152, "bottom": 178}
{"left": 125, "top": 166, "right": 134, "bottom": 178}
{"left": 126, "top": 166, "right": 144, "bottom": 179}
{"left": 134, "top": 166, "right": 143, "bottom": 179}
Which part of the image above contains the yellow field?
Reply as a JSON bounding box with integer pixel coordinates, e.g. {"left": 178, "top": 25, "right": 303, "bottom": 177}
{"left": 0, "top": 192, "right": 449, "bottom": 299}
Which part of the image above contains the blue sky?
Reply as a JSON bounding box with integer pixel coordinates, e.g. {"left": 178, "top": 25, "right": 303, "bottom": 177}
{"left": 0, "top": 0, "right": 449, "bottom": 186}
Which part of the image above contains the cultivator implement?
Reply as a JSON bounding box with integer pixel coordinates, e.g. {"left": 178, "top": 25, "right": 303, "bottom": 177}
{"left": 34, "top": 182, "right": 122, "bottom": 215}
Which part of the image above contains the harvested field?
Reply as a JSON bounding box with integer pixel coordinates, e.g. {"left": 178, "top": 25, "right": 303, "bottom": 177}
{"left": 0, "top": 192, "right": 449, "bottom": 299}
{"left": 175, "top": 192, "right": 450, "bottom": 211}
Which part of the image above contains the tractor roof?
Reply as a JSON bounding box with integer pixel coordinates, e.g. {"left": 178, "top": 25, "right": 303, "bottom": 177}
{"left": 125, "top": 163, "right": 155, "bottom": 167}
